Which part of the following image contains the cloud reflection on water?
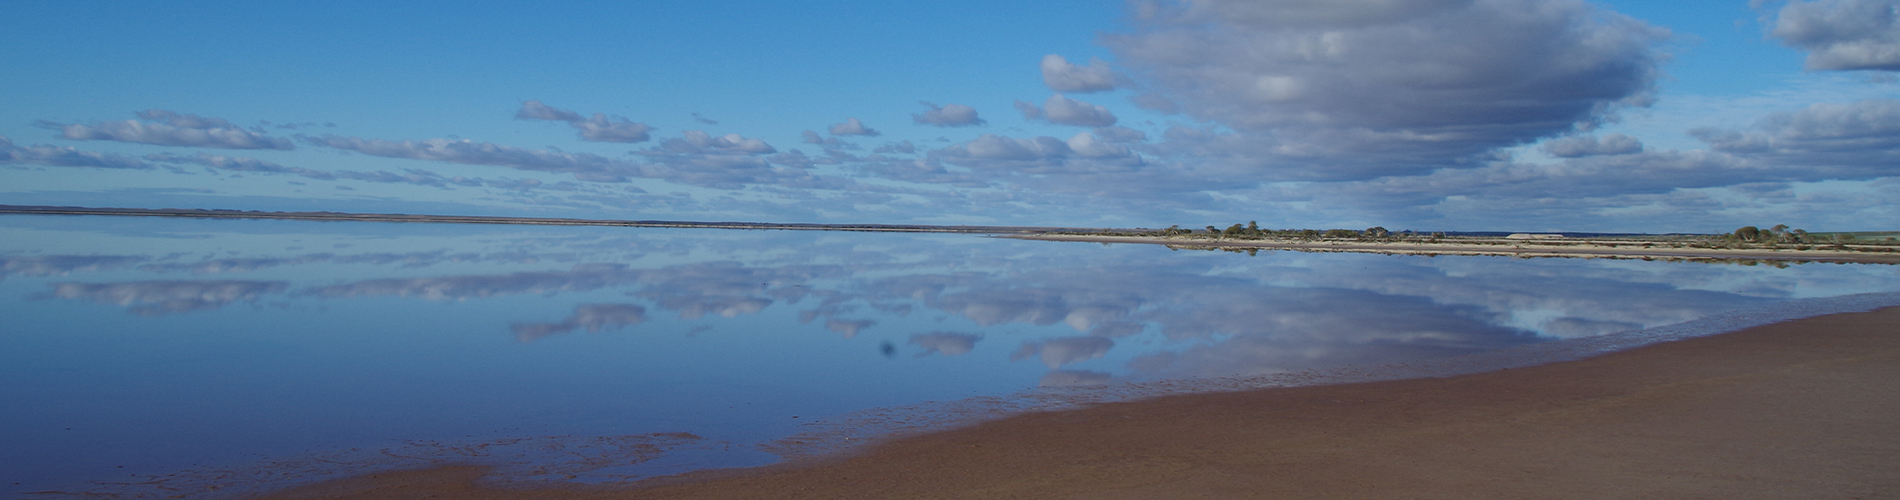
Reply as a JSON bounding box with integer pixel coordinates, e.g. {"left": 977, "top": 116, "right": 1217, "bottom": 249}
{"left": 48, "top": 280, "right": 288, "bottom": 315}
{"left": 511, "top": 303, "right": 648, "bottom": 343}
{"left": 12, "top": 226, "right": 1886, "bottom": 384}
{"left": 8, "top": 221, "right": 1895, "bottom": 496}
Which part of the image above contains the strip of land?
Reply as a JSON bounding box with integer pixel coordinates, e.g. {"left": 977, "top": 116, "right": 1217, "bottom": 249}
{"left": 1013, "top": 233, "right": 1900, "bottom": 264}
{"left": 9, "top": 204, "right": 1895, "bottom": 264}
{"left": 0, "top": 205, "right": 1070, "bottom": 234}
{"left": 260, "top": 306, "right": 1900, "bottom": 499}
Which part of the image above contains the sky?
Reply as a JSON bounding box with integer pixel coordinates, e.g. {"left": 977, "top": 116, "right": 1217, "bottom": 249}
{"left": 2, "top": 0, "right": 1897, "bottom": 233}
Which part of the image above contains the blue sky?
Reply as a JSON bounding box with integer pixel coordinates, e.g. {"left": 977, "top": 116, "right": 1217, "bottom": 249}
{"left": 3, "top": 0, "right": 1896, "bottom": 232}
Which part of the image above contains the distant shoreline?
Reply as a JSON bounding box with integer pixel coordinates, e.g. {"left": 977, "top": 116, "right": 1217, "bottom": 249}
{"left": 0, "top": 204, "right": 1080, "bottom": 235}
{"left": 9, "top": 204, "right": 1896, "bottom": 264}
{"left": 1012, "top": 233, "right": 1900, "bottom": 264}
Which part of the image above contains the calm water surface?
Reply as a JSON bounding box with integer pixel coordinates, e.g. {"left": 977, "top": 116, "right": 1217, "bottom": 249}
{"left": 2, "top": 215, "right": 1895, "bottom": 496}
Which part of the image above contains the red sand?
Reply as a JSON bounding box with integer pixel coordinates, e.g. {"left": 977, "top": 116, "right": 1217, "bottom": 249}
{"left": 262, "top": 307, "right": 1900, "bottom": 499}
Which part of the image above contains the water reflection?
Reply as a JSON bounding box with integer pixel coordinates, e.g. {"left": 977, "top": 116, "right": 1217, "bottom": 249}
{"left": 511, "top": 303, "right": 648, "bottom": 343}
{"left": 1, "top": 216, "right": 1895, "bottom": 496}
{"left": 49, "top": 279, "right": 289, "bottom": 315}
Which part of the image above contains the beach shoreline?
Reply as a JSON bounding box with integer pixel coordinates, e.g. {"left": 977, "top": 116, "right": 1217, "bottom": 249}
{"left": 1008, "top": 233, "right": 1900, "bottom": 265}
{"left": 255, "top": 305, "right": 1900, "bottom": 499}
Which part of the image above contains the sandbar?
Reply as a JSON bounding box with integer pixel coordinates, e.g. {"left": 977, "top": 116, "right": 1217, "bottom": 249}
{"left": 257, "top": 306, "right": 1900, "bottom": 499}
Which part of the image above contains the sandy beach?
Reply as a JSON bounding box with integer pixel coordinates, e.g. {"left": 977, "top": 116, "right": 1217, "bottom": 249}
{"left": 255, "top": 306, "right": 1900, "bottom": 499}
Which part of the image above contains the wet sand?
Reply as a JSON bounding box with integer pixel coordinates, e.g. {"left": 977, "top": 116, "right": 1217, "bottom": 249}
{"left": 261, "top": 307, "right": 1900, "bottom": 499}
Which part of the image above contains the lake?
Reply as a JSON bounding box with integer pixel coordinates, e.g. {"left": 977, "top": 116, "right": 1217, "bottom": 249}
{"left": 3, "top": 214, "right": 1895, "bottom": 498}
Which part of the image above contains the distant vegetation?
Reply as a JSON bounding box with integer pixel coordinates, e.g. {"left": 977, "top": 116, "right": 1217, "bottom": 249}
{"left": 1058, "top": 221, "right": 1900, "bottom": 254}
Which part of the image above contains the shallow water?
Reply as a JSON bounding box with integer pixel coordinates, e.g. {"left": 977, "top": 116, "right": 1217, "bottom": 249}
{"left": 2, "top": 215, "right": 1895, "bottom": 497}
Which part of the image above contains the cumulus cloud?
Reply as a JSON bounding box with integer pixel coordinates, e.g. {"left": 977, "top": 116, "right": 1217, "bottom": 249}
{"left": 909, "top": 331, "right": 982, "bottom": 356}
{"left": 957, "top": 134, "right": 1074, "bottom": 162}
{"left": 571, "top": 115, "right": 656, "bottom": 143}
{"left": 145, "top": 151, "right": 335, "bottom": 179}
{"left": 305, "top": 134, "right": 638, "bottom": 182}
{"left": 1064, "top": 132, "right": 1132, "bottom": 158}
{"left": 654, "top": 130, "right": 777, "bottom": 155}
{"left": 930, "top": 133, "right": 1142, "bottom": 175}
{"left": 1091, "top": 126, "right": 1148, "bottom": 143}
{"left": 307, "top": 131, "right": 849, "bottom": 190}
{"left": 1012, "top": 99, "right": 1044, "bottom": 121}
{"left": 1017, "top": 94, "right": 1119, "bottom": 127}
{"left": 1040, "top": 54, "right": 1118, "bottom": 93}
{"left": 1763, "top": 0, "right": 1900, "bottom": 71}
{"left": 1541, "top": 133, "right": 1644, "bottom": 157}
{"left": 872, "top": 140, "right": 917, "bottom": 154}
{"left": 1105, "top": 0, "right": 1668, "bottom": 179}
{"left": 827, "top": 117, "right": 881, "bottom": 136}
{"left": 49, "top": 110, "right": 294, "bottom": 150}
{"left": 334, "top": 168, "right": 486, "bottom": 188}
{"left": 1690, "top": 98, "right": 1900, "bottom": 173}
{"left": 1048, "top": 95, "right": 1117, "bottom": 128}
{"left": 1, "top": 136, "right": 153, "bottom": 169}
{"left": 801, "top": 130, "right": 856, "bottom": 150}
{"left": 912, "top": 102, "right": 986, "bottom": 127}
{"left": 514, "top": 100, "right": 655, "bottom": 143}
{"left": 515, "top": 100, "right": 584, "bottom": 122}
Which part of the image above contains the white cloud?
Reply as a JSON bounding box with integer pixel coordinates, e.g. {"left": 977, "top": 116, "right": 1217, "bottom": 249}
{"left": 1091, "top": 126, "right": 1148, "bottom": 143}
{"left": 49, "top": 110, "right": 294, "bottom": 150}
{"left": 801, "top": 130, "right": 855, "bottom": 149}
{"left": 145, "top": 152, "right": 335, "bottom": 179}
{"left": 1541, "top": 133, "right": 1644, "bottom": 158}
{"left": 1014, "top": 95, "right": 1119, "bottom": 127}
{"left": 1, "top": 136, "right": 153, "bottom": 169}
{"left": 1105, "top": 0, "right": 1668, "bottom": 179}
{"left": 659, "top": 130, "right": 777, "bottom": 155}
{"left": 1764, "top": 0, "right": 1900, "bottom": 71}
{"left": 872, "top": 140, "right": 916, "bottom": 154}
{"left": 514, "top": 100, "right": 655, "bottom": 143}
{"left": 305, "top": 135, "right": 637, "bottom": 182}
{"left": 1690, "top": 98, "right": 1900, "bottom": 176}
{"left": 1012, "top": 99, "right": 1044, "bottom": 120}
{"left": 1039, "top": 54, "right": 1118, "bottom": 93}
{"left": 827, "top": 117, "right": 881, "bottom": 136}
{"left": 1041, "top": 94, "right": 1118, "bottom": 127}
{"left": 514, "top": 100, "right": 584, "bottom": 122}
{"left": 1065, "top": 132, "right": 1131, "bottom": 158}
{"left": 912, "top": 102, "right": 986, "bottom": 127}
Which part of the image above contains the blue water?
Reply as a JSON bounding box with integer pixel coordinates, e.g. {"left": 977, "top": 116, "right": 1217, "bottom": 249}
{"left": 1, "top": 215, "right": 1894, "bottom": 497}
